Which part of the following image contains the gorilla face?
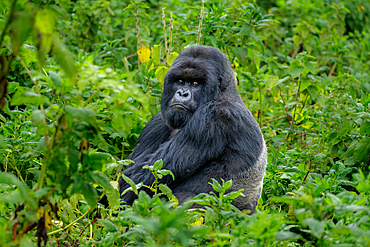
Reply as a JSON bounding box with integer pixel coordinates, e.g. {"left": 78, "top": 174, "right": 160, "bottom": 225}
{"left": 161, "top": 74, "right": 204, "bottom": 130}
{"left": 161, "top": 46, "right": 232, "bottom": 130}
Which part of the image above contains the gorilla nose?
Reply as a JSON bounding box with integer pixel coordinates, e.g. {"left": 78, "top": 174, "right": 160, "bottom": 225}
{"left": 174, "top": 89, "right": 191, "bottom": 102}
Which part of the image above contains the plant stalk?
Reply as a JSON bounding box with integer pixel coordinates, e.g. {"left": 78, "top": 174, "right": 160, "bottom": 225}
{"left": 197, "top": 1, "right": 204, "bottom": 45}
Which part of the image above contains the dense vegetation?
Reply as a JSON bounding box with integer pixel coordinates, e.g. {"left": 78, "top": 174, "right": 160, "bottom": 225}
{"left": 1, "top": 0, "right": 370, "bottom": 246}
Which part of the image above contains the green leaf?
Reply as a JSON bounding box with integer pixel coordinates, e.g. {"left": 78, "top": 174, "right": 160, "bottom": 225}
{"left": 153, "top": 159, "right": 163, "bottom": 171}
{"left": 159, "top": 169, "right": 175, "bottom": 181}
{"left": 249, "top": 34, "right": 264, "bottom": 52}
{"left": 31, "top": 110, "right": 44, "bottom": 125}
{"left": 224, "top": 179, "right": 232, "bottom": 190}
{"left": 65, "top": 105, "right": 95, "bottom": 123}
{"left": 49, "top": 71, "right": 62, "bottom": 87}
{"left": 83, "top": 153, "right": 113, "bottom": 171}
{"left": 245, "top": 56, "right": 258, "bottom": 75}
{"left": 155, "top": 66, "right": 169, "bottom": 85}
{"left": 234, "top": 47, "right": 248, "bottom": 65}
{"left": 0, "top": 135, "right": 4, "bottom": 148}
{"left": 81, "top": 182, "right": 98, "bottom": 207}
{"left": 151, "top": 45, "right": 161, "bottom": 64}
{"left": 159, "top": 184, "right": 178, "bottom": 205}
{"left": 97, "top": 219, "right": 119, "bottom": 232}
{"left": 121, "top": 174, "right": 138, "bottom": 195}
{"left": 0, "top": 172, "right": 37, "bottom": 209}
{"left": 209, "top": 178, "right": 223, "bottom": 193}
{"left": 53, "top": 35, "right": 77, "bottom": 78}
{"left": 304, "top": 60, "right": 316, "bottom": 74}
{"left": 7, "top": 82, "right": 18, "bottom": 94}
{"left": 353, "top": 137, "right": 370, "bottom": 162}
{"left": 300, "top": 79, "right": 311, "bottom": 92}
{"left": 123, "top": 17, "right": 134, "bottom": 28}
{"left": 302, "top": 217, "right": 325, "bottom": 238}
{"left": 226, "top": 190, "right": 244, "bottom": 200}
{"left": 307, "top": 85, "right": 318, "bottom": 100}
{"left": 167, "top": 52, "right": 179, "bottom": 66}
{"left": 10, "top": 10, "right": 33, "bottom": 55}
{"left": 275, "top": 231, "right": 301, "bottom": 241}
{"left": 11, "top": 87, "right": 46, "bottom": 106}
{"left": 290, "top": 60, "right": 304, "bottom": 79}
{"left": 240, "top": 24, "right": 252, "bottom": 36}
{"left": 360, "top": 120, "right": 370, "bottom": 135}
{"left": 106, "top": 182, "right": 120, "bottom": 209}
{"left": 88, "top": 172, "right": 111, "bottom": 189}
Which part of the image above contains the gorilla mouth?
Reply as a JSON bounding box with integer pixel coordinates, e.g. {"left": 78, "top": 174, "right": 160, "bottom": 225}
{"left": 170, "top": 103, "right": 189, "bottom": 111}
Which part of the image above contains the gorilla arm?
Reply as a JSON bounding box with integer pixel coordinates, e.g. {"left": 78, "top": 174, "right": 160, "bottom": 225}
{"left": 120, "top": 102, "right": 231, "bottom": 203}
{"left": 127, "top": 113, "right": 173, "bottom": 164}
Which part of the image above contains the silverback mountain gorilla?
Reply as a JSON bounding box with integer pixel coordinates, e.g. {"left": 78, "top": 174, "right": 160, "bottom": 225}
{"left": 119, "top": 46, "right": 267, "bottom": 212}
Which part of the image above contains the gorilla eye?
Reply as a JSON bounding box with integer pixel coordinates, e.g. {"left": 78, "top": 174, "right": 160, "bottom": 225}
{"left": 193, "top": 81, "right": 198, "bottom": 85}
{"left": 179, "top": 80, "right": 183, "bottom": 84}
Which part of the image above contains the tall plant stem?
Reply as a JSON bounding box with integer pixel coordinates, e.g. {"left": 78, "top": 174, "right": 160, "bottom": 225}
{"left": 162, "top": 8, "right": 168, "bottom": 62}
{"left": 136, "top": 6, "right": 141, "bottom": 71}
{"left": 197, "top": 1, "right": 204, "bottom": 45}
{"left": 169, "top": 12, "right": 173, "bottom": 54}
{"left": 291, "top": 74, "right": 302, "bottom": 129}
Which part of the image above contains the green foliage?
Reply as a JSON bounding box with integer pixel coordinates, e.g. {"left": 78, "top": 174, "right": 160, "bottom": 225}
{"left": 0, "top": 0, "right": 370, "bottom": 246}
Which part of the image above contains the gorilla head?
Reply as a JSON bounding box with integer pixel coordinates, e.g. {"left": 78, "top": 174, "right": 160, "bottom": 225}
{"left": 161, "top": 46, "right": 235, "bottom": 129}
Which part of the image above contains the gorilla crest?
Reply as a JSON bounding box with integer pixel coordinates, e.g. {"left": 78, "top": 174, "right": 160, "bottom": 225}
{"left": 119, "top": 46, "right": 267, "bottom": 213}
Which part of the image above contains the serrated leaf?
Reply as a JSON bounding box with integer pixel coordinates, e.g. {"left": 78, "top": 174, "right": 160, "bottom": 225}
{"left": 151, "top": 45, "right": 161, "bottom": 64}
{"left": 160, "top": 169, "right": 175, "bottom": 181}
{"left": 97, "top": 219, "right": 119, "bottom": 232}
{"left": 125, "top": 29, "right": 131, "bottom": 44}
{"left": 137, "top": 46, "right": 150, "bottom": 63}
{"left": 210, "top": 178, "right": 223, "bottom": 193}
{"left": 53, "top": 35, "right": 77, "bottom": 78}
{"left": 353, "top": 137, "right": 370, "bottom": 162}
{"left": 82, "top": 183, "right": 98, "bottom": 207}
{"left": 123, "top": 17, "right": 133, "bottom": 28}
{"left": 121, "top": 174, "right": 138, "bottom": 195}
{"left": 249, "top": 34, "right": 264, "bottom": 52}
{"left": 227, "top": 190, "right": 244, "bottom": 200}
{"left": 302, "top": 217, "right": 325, "bottom": 238}
{"left": 240, "top": 24, "right": 252, "bottom": 36}
{"left": 65, "top": 105, "right": 95, "bottom": 123}
{"left": 307, "top": 85, "right": 318, "bottom": 100}
{"left": 11, "top": 87, "right": 46, "bottom": 106}
{"left": 31, "top": 110, "right": 44, "bottom": 125}
{"left": 275, "top": 231, "right": 301, "bottom": 241}
{"left": 234, "top": 47, "right": 248, "bottom": 65}
{"left": 360, "top": 120, "right": 370, "bottom": 135}
{"left": 245, "top": 56, "right": 258, "bottom": 75}
{"left": 167, "top": 52, "right": 179, "bottom": 66}
{"left": 153, "top": 159, "right": 163, "bottom": 171}
{"left": 300, "top": 79, "right": 311, "bottom": 91}
{"left": 88, "top": 172, "right": 111, "bottom": 189}
{"left": 49, "top": 71, "right": 62, "bottom": 87}
{"left": 304, "top": 60, "right": 316, "bottom": 74}
{"left": 290, "top": 60, "right": 304, "bottom": 79}
{"left": 224, "top": 179, "right": 232, "bottom": 190}
{"left": 0, "top": 172, "right": 36, "bottom": 208}
{"left": 155, "top": 66, "right": 169, "bottom": 85}
{"left": 10, "top": 10, "right": 33, "bottom": 55}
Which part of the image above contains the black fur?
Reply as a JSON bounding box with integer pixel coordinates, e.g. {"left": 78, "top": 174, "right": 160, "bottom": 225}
{"left": 119, "top": 46, "right": 267, "bottom": 212}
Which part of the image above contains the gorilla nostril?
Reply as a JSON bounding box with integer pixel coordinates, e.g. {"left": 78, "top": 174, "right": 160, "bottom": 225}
{"left": 183, "top": 92, "right": 189, "bottom": 97}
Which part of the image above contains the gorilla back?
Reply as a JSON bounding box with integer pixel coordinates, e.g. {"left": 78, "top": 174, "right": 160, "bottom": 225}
{"left": 119, "top": 45, "right": 267, "bottom": 212}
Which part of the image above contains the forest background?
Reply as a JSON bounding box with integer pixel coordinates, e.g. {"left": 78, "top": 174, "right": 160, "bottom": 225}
{"left": 0, "top": 0, "right": 370, "bottom": 246}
